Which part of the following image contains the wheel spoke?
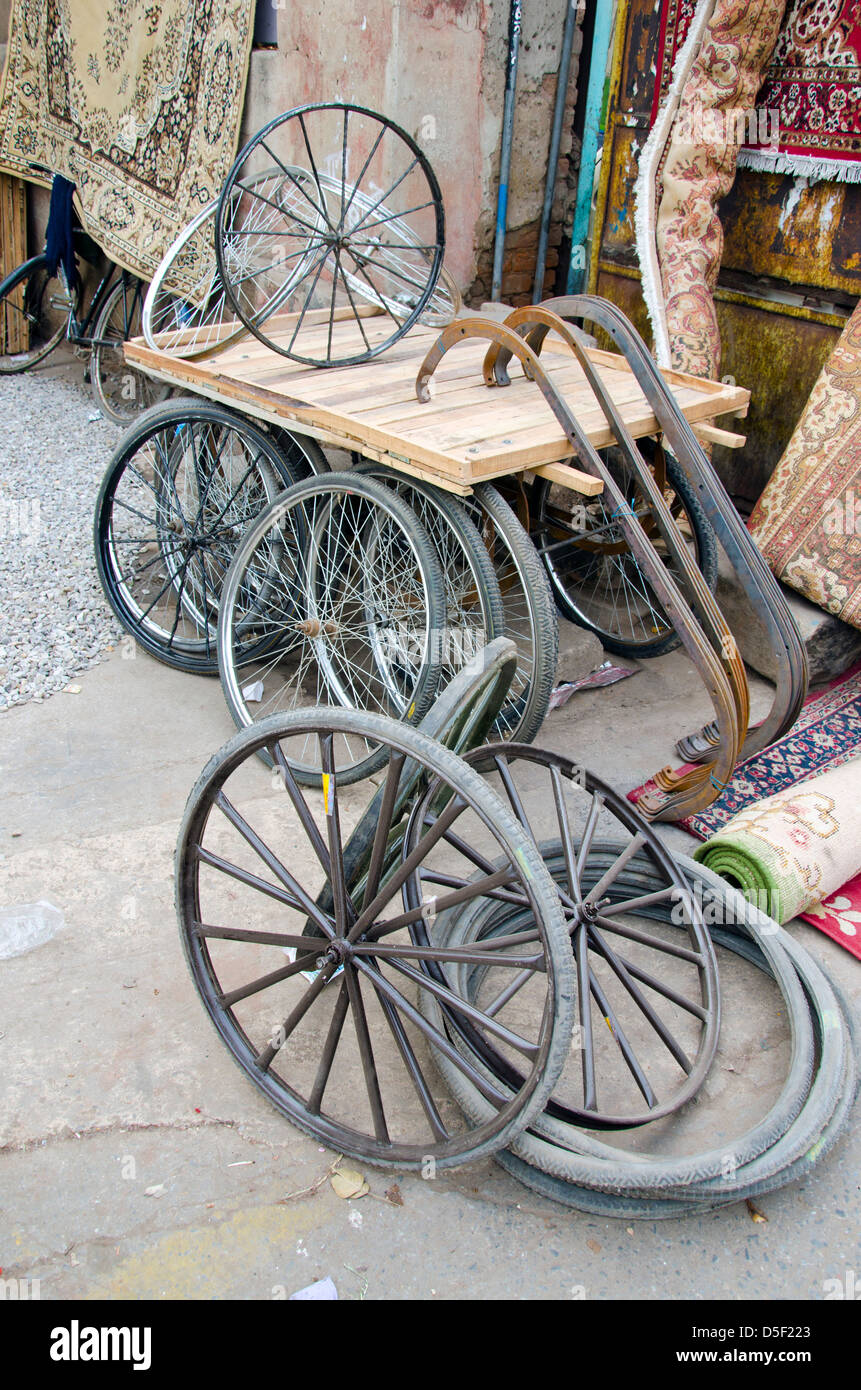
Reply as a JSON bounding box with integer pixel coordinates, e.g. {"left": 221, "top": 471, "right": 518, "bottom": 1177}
{"left": 307, "top": 979, "right": 350, "bottom": 1114}
{"left": 575, "top": 922, "right": 598, "bottom": 1111}
{"left": 347, "top": 795, "right": 466, "bottom": 942}
{"left": 345, "top": 967, "right": 389, "bottom": 1143}
{"left": 193, "top": 919, "right": 328, "bottom": 949}
{"left": 587, "top": 967, "right": 657, "bottom": 1109}
{"left": 214, "top": 791, "right": 335, "bottom": 940}
{"left": 586, "top": 923, "right": 693, "bottom": 1072}
{"left": 360, "top": 750, "right": 407, "bottom": 911}
{"left": 381, "top": 954, "right": 539, "bottom": 1058}
{"left": 219, "top": 950, "right": 323, "bottom": 1008}
{"left": 352, "top": 958, "right": 509, "bottom": 1106}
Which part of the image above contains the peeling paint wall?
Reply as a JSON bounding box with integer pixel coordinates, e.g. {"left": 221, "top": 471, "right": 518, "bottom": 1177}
{"left": 243, "top": 0, "right": 585, "bottom": 302}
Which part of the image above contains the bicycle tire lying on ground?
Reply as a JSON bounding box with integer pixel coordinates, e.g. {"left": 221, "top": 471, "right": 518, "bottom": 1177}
{"left": 422, "top": 843, "right": 856, "bottom": 1216}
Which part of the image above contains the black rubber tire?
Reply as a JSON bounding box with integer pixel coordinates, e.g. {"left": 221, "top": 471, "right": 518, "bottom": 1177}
{"left": 463, "top": 483, "right": 558, "bottom": 746}
{"left": 216, "top": 471, "right": 448, "bottom": 784}
{"left": 0, "top": 253, "right": 74, "bottom": 373}
{"left": 175, "top": 705, "right": 576, "bottom": 1168}
{"left": 90, "top": 277, "right": 171, "bottom": 424}
{"left": 533, "top": 450, "right": 718, "bottom": 659}
{"left": 93, "top": 397, "right": 304, "bottom": 673}
{"left": 265, "top": 426, "right": 332, "bottom": 479}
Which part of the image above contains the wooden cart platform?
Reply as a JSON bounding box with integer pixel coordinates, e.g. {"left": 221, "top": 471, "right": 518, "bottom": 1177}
{"left": 124, "top": 308, "right": 750, "bottom": 496}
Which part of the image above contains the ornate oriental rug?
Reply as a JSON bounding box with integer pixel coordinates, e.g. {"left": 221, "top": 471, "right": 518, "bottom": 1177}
{"left": 635, "top": 0, "right": 785, "bottom": 377}
{"left": 748, "top": 298, "right": 861, "bottom": 630}
{"left": 651, "top": 0, "right": 861, "bottom": 184}
{"left": 0, "top": 0, "right": 255, "bottom": 281}
{"left": 629, "top": 660, "right": 861, "bottom": 957}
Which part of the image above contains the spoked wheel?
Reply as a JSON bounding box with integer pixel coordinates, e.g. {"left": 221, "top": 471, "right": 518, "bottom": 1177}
{"left": 462, "top": 483, "right": 558, "bottom": 746}
{"left": 353, "top": 463, "right": 505, "bottom": 684}
{"left": 217, "top": 472, "right": 446, "bottom": 783}
{"left": 532, "top": 446, "right": 718, "bottom": 659}
{"left": 214, "top": 102, "right": 445, "bottom": 366}
{"left": 310, "top": 170, "right": 459, "bottom": 327}
{"left": 0, "top": 253, "right": 77, "bottom": 372}
{"left": 176, "top": 708, "right": 576, "bottom": 1167}
{"left": 406, "top": 743, "right": 720, "bottom": 1130}
{"left": 142, "top": 169, "right": 322, "bottom": 358}
{"left": 93, "top": 399, "right": 304, "bottom": 672}
{"left": 90, "top": 276, "right": 171, "bottom": 424}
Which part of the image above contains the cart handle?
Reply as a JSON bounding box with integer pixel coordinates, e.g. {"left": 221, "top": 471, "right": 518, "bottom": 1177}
{"left": 414, "top": 314, "right": 742, "bottom": 822}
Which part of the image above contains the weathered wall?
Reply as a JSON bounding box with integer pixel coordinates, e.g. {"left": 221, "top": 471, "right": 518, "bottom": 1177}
{"left": 2, "top": 0, "right": 585, "bottom": 302}
{"left": 243, "top": 0, "right": 585, "bottom": 303}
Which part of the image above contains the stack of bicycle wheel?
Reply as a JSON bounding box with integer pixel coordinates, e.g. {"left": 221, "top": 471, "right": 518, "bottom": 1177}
{"left": 174, "top": 641, "right": 857, "bottom": 1213}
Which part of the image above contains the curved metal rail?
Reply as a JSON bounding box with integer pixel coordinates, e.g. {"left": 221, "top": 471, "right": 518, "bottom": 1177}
{"left": 416, "top": 317, "right": 743, "bottom": 821}
{"left": 530, "top": 296, "right": 807, "bottom": 772}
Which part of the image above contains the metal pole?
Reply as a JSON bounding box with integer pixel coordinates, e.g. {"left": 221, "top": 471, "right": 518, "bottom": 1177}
{"left": 567, "top": 0, "right": 615, "bottom": 293}
{"left": 531, "top": 0, "right": 579, "bottom": 303}
{"left": 491, "top": 0, "right": 523, "bottom": 302}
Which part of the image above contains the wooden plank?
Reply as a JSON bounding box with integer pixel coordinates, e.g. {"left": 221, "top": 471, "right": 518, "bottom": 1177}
{"left": 533, "top": 462, "right": 604, "bottom": 495}
{"left": 692, "top": 421, "right": 747, "bottom": 449}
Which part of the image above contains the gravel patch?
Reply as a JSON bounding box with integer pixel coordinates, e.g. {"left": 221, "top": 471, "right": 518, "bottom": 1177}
{"left": 0, "top": 371, "right": 125, "bottom": 710}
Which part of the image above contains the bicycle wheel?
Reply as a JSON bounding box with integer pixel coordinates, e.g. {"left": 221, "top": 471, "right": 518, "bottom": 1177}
{"left": 142, "top": 168, "right": 322, "bottom": 358}
{"left": 0, "top": 253, "right": 76, "bottom": 372}
{"left": 175, "top": 707, "right": 576, "bottom": 1167}
{"left": 462, "top": 483, "right": 558, "bottom": 746}
{"left": 310, "top": 171, "right": 459, "bottom": 327}
{"left": 352, "top": 463, "right": 505, "bottom": 681}
{"left": 407, "top": 745, "right": 719, "bottom": 1131}
{"left": 215, "top": 102, "right": 445, "bottom": 366}
{"left": 533, "top": 447, "right": 718, "bottom": 659}
{"left": 94, "top": 398, "right": 303, "bottom": 672}
{"left": 90, "top": 277, "right": 171, "bottom": 424}
{"left": 217, "top": 472, "right": 446, "bottom": 784}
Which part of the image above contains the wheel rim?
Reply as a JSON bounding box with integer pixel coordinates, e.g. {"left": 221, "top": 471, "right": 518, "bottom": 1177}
{"left": 215, "top": 102, "right": 445, "bottom": 366}
{"left": 405, "top": 743, "right": 720, "bottom": 1130}
{"left": 463, "top": 484, "right": 557, "bottom": 744}
{"left": 96, "top": 406, "right": 299, "bottom": 668}
{"left": 0, "top": 261, "right": 72, "bottom": 371}
{"left": 217, "top": 474, "right": 446, "bottom": 783}
{"left": 143, "top": 167, "right": 322, "bottom": 358}
{"left": 176, "top": 708, "right": 575, "bottom": 1165}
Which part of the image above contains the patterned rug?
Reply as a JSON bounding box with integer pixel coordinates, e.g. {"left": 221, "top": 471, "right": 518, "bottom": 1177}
{"left": 629, "top": 661, "right": 861, "bottom": 957}
{"left": 651, "top": 0, "right": 861, "bottom": 183}
{"left": 749, "top": 299, "right": 861, "bottom": 630}
{"left": 0, "top": 0, "right": 255, "bottom": 282}
{"left": 635, "top": 0, "right": 785, "bottom": 377}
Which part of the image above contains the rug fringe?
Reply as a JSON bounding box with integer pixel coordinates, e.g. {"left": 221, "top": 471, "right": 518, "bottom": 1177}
{"left": 737, "top": 149, "right": 861, "bottom": 184}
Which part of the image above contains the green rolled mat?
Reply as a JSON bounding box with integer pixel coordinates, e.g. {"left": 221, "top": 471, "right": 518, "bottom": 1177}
{"left": 694, "top": 757, "right": 861, "bottom": 924}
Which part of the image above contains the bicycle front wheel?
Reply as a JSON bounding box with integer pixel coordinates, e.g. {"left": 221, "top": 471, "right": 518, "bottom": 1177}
{"left": 0, "top": 253, "right": 75, "bottom": 373}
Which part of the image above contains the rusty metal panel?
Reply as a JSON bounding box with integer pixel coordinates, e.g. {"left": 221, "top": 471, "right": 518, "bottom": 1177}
{"left": 720, "top": 173, "right": 861, "bottom": 297}
{"left": 598, "top": 124, "right": 642, "bottom": 265}
{"left": 714, "top": 299, "right": 840, "bottom": 506}
{"left": 617, "top": 0, "right": 661, "bottom": 115}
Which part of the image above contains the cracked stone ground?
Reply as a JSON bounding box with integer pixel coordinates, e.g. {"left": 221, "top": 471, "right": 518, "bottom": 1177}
{"left": 0, "top": 386, "right": 858, "bottom": 1296}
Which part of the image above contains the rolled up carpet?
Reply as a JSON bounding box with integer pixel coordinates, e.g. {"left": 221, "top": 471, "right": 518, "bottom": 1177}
{"left": 694, "top": 757, "right": 861, "bottom": 923}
